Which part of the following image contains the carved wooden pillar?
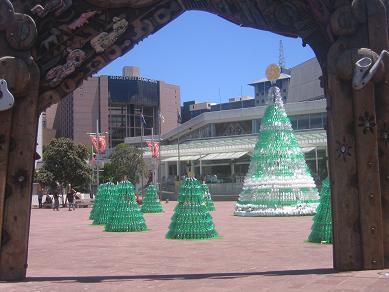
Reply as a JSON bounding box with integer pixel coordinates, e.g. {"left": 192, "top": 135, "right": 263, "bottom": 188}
{"left": 0, "top": 0, "right": 40, "bottom": 280}
{"left": 327, "top": 0, "right": 389, "bottom": 270}
{"left": 366, "top": 0, "right": 389, "bottom": 267}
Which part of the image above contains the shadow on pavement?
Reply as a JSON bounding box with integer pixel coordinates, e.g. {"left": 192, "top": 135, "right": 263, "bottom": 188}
{"left": 22, "top": 269, "right": 336, "bottom": 283}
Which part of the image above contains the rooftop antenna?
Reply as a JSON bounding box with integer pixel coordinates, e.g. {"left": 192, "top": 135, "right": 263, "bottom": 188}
{"left": 279, "top": 40, "right": 285, "bottom": 70}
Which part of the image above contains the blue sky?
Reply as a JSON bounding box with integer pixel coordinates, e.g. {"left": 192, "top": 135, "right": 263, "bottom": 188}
{"left": 98, "top": 11, "right": 315, "bottom": 104}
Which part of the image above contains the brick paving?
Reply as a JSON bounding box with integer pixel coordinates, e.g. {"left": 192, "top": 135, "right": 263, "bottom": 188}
{"left": 1, "top": 202, "right": 388, "bottom": 291}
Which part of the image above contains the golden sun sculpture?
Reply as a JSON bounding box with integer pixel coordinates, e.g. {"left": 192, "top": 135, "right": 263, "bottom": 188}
{"left": 266, "top": 64, "right": 281, "bottom": 82}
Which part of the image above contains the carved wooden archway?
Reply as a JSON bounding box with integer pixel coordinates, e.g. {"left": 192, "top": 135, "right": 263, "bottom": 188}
{"left": 0, "top": 0, "right": 388, "bottom": 280}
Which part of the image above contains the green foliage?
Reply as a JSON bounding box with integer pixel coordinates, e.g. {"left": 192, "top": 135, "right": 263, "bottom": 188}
{"left": 39, "top": 138, "right": 92, "bottom": 191}
{"left": 308, "top": 177, "right": 332, "bottom": 244}
{"left": 141, "top": 184, "right": 163, "bottom": 213}
{"left": 34, "top": 168, "right": 56, "bottom": 188}
{"left": 166, "top": 177, "right": 219, "bottom": 240}
{"left": 100, "top": 162, "right": 115, "bottom": 184}
{"left": 105, "top": 143, "right": 147, "bottom": 184}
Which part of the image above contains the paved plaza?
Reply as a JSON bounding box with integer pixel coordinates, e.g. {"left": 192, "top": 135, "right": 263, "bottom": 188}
{"left": 1, "top": 202, "right": 388, "bottom": 291}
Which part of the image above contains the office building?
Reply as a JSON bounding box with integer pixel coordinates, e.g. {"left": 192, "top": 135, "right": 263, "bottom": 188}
{"left": 43, "top": 66, "right": 181, "bottom": 148}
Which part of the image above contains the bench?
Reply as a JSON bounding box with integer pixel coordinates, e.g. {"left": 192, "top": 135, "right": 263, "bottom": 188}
{"left": 75, "top": 198, "right": 94, "bottom": 208}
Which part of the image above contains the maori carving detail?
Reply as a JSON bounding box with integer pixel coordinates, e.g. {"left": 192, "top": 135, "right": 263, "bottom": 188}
{"left": 31, "top": 0, "right": 334, "bottom": 111}
{"left": 85, "top": 0, "right": 161, "bottom": 8}
{"left": 46, "top": 49, "right": 86, "bottom": 87}
{"left": 382, "top": 123, "right": 389, "bottom": 145}
{"left": 5, "top": 13, "right": 37, "bottom": 50}
{"left": 358, "top": 112, "right": 376, "bottom": 134}
{"left": 353, "top": 50, "right": 388, "bottom": 90}
{"left": 31, "top": 0, "right": 73, "bottom": 18}
{"left": 0, "top": 0, "right": 15, "bottom": 31}
{"left": 330, "top": 5, "right": 358, "bottom": 36}
{"left": 68, "top": 11, "right": 97, "bottom": 30}
{"left": 40, "top": 28, "right": 61, "bottom": 51}
{"left": 336, "top": 137, "right": 353, "bottom": 161}
{"left": 90, "top": 17, "right": 129, "bottom": 53}
{"left": 0, "top": 80, "right": 15, "bottom": 112}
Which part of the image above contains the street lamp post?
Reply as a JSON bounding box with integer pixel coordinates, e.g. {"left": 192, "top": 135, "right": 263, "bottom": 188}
{"left": 96, "top": 119, "right": 100, "bottom": 186}
{"left": 87, "top": 121, "right": 108, "bottom": 189}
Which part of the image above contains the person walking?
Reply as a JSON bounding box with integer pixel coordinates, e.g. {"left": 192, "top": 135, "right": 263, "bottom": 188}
{"left": 53, "top": 193, "right": 60, "bottom": 211}
{"left": 37, "top": 185, "right": 43, "bottom": 208}
{"left": 49, "top": 183, "right": 60, "bottom": 211}
{"left": 66, "top": 188, "right": 76, "bottom": 211}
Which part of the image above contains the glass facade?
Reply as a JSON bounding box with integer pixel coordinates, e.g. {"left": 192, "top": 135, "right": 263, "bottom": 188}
{"left": 254, "top": 78, "right": 289, "bottom": 105}
{"left": 109, "top": 105, "right": 158, "bottom": 147}
{"left": 289, "top": 113, "right": 326, "bottom": 131}
{"left": 176, "top": 112, "right": 326, "bottom": 143}
{"left": 215, "top": 120, "right": 252, "bottom": 136}
{"left": 108, "top": 77, "right": 160, "bottom": 147}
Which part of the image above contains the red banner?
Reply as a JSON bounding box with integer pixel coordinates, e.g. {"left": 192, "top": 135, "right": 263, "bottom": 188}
{"left": 147, "top": 141, "right": 160, "bottom": 159}
{"left": 89, "top": 135, "right": 107, "bottom": 154}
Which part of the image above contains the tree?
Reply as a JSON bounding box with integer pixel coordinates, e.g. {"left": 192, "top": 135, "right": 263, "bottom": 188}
{"left": 308, "top": 177, "right": 332, "bottom": 244}
{"left": 201, "top": 182, "right": 216, "bottom": 211}
{"left": 166, "top": 177, "right": 219, "bottom": 240}
{"left": 105, "top": 143, "right": 147, "bottom": 184}
{"left": 39, "top": 138, "right": 92, "bottom": 192}
{"left": 234, "top": 86, "right": 319, "bottom": 216}
{"left": 34, "top": 168, "right": 56, "bottom": 188}
{"left": 105, "top": 181, "right": 147, "bottom": 232}
{"left": 141, "top": 184, "right": 163, "bottom": 213}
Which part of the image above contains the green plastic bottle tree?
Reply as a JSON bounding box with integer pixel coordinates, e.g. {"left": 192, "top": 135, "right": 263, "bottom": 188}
{"left": 89, "top": 183, "right": 105, "bottom": 221}
{"left": 141, "top": 184, "right": 163, "bottom": 213}
{"left": 308, "top": 177, "right": 332, "bottom": 243}
{"left": 92, "top": 182, "right": 116, "bottom": 225}
{"left": 166, "top": 177, "right": 219, "bottom": 240}
{"left": 105, "top": 181, "right": 147, "bottom": 232}
{"left": 201, "top": 182, "right": 216, "bottom": 211}
{"left": 234, "top": 85, "right": 319, "bottom": 216}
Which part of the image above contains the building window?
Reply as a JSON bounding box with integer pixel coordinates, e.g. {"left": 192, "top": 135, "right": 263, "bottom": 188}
{"left": 310, "top": 113, "right": 324, "bottom": 129}
{"left": 290, "top": 118, "right": 298, "bottom": 130}
{"left": 297, "top": 115, "right": 310, "bottom": 129}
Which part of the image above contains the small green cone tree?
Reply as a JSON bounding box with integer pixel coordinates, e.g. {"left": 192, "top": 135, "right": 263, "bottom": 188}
{"left": 141, "top": 184, "right": 163, "bottom": 213}
{"left": 201, "top": 183, "right": 216, "bottom": 211}
{"left": 93, "top": 182, "right": 117, "bottom": 225}
{"left": 105, "top": 181, "right": 147, "bottom": 232}
{"left": 235, "top": 86, "right": 319, "bottom": 216}
{"left": 308, "top": 177, "right": 332, "bottom": 243}
{"left": 89, "top": 183, "right": 105, "bottom": 221}
{"left": 166, "top": 177, "right": 219, "bottom": 240}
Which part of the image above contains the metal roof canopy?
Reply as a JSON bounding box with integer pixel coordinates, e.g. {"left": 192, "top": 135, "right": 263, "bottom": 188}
{"left": 200, "top": 152, "right": 248, "bottom": 161}
{"left": 161, "top": 155, "right": 201, "bottom": 162}
{"left": 144, "top": 130, "right": 327, "bottom": 160}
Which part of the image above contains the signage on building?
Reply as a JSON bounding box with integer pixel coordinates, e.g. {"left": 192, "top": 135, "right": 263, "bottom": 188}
{"left": 109, "top": 75, "right": 158, "bottom": 84}
{"left": 108, "top": 76, "right": 159, "bottom": 106}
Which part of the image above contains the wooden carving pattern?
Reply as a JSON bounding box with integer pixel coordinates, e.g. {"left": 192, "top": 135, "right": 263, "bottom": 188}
{"left": 4, "top": 0, "right": 333, "bottom": 111}
{"left": 1, "top": 0, "right": 389, "bottom": 279}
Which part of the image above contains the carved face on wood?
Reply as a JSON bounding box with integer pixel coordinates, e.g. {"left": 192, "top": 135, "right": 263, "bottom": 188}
{"left": 86, "top": 0, "right": 161, "bottom": 8}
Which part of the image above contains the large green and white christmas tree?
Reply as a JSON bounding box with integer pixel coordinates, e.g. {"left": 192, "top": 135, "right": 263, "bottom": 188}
{"left": 105, "top": 181, "right": 147, "bottom": 232}
{"left": 166, "top": 177, "right": 219, "bottom": 240}
{"left": 308, "top": 177, "right": 332, "bottom": 243}
{"left": 141, "top": 184, "right": 163, "bottom": 213}
{"left": 235, "top": 65, "right": 319, "bottom": 216}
